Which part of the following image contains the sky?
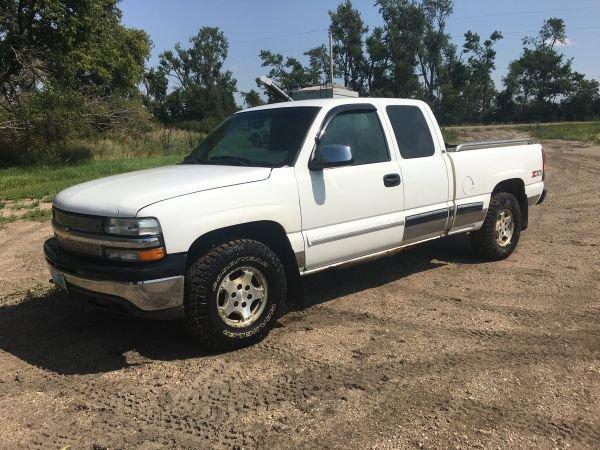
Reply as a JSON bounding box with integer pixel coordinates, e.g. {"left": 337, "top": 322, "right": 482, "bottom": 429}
{"left": 120, "top": 0, "right": 600, "bottom": 100}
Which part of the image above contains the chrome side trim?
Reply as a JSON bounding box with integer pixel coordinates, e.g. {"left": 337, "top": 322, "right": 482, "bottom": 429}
{"left": 456, "top": 202, "right": 484, "bottom": 214}
{"left": 454, "top": 208, "right": 488, "bottom": 229}
{"left": 402, "top": 207, "right": 450, "bottom": 242}
{"left": 301, "top": 234, "right": 442, "bottom": 276}
{"left": 307, "top": 220, "right": 405, "bottom": 247}
{"left": 453, "top": 202, "right": 487, "bottom": 229}
{"left": 448, "top": 139, "right": 535, "bottom": 152}
{"left": 53, "top": 224, "right": 161, "bottom": 249}
{"left": 51, "top": 266, "right": 184, "bottom": 311}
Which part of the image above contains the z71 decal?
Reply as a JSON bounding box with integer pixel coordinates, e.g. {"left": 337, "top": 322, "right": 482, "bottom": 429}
{"left": 532, "top": 170, "right": 543, "bottom": 178}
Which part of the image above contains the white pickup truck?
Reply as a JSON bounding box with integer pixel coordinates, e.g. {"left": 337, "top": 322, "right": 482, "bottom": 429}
{"left": 45, "top": 98, "right": 547, "bottom": 349}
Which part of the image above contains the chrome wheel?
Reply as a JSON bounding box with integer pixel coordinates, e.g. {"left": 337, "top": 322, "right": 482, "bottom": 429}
{"left": 495, "top": 209, "right": 514, "bottom": 247}
{"left": 216, "top": 266, "right": 268, "bottom": 328}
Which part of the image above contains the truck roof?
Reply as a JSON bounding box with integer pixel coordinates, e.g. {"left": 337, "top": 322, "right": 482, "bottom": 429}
{"left": 240, "top": 97, "right": 427, "bottom": 113}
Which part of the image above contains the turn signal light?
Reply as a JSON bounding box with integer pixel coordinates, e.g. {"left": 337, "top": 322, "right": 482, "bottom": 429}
{"left": 138, "top": 247, "right": 166, "bottom": 262}
{"left": 105, "top": 247, "right": 166, "bottom": 262}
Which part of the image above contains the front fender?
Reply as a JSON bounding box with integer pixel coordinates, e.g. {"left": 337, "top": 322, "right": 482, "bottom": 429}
{"left": 137, "top": 168, "right": 302, "bottom": 254}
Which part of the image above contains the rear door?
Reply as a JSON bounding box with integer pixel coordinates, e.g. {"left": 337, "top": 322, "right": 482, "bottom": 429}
{"left": 295, "top": 103, "right": 405, "bottom": 270}
{"left": 384, "top": 103, "right": 452, "bottom": 243}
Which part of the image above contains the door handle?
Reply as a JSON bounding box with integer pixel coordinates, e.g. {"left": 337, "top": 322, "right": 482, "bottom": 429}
{"left": 383, "top": 173, "right": 401, "bottom": 187}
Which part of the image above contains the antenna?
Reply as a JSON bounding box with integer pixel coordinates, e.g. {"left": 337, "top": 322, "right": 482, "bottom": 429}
{"left": 328, "top": 30, "right": 334, "bottom": 85}
{"left": 256, "top": 76, "right": 293, "bottom": 102}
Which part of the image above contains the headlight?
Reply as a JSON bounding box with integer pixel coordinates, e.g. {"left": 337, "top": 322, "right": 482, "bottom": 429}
{"left": 104, "top": 217, "right": 161, "bottom": 236}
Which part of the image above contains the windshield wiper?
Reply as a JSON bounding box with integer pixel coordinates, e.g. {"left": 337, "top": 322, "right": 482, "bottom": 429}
{"left": 181, "top": 154, "right": 200, "bottom": 164}
{"left": 208, "top": 155, "right": 258, "bottom": 166}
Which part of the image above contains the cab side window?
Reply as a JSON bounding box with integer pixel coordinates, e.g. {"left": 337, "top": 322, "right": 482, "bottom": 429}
{"left": 319, "top": 110, "right": 389, "bottom": 165}
{"left": 386, "top": 105, "right": 435, "bottom": 159}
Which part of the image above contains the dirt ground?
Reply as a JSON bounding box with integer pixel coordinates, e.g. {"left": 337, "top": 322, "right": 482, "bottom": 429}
{"left": 0, "top": 128, "right": 598, "bottom": 449}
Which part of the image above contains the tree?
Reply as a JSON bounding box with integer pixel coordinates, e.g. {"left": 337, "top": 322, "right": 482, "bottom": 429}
{"left": 499, "top": 18, "right": 579, "bottom": 121}
{"left": 0, "top": 0, "right": 151, "bottom": 165}
{"left": 364, "top": 26, "right": 392, "bottom": 96}
{"left": 0, "top": 0, "right": 149, "bottom": 96}
{"left": 142, "top": 67, "right": 169, "bottom": 121}
{"left": 241, "top": 89, "right": 265, "bottom": 108}
{"left": 414, "top": 0, "right": 453, "bottom": 105}
{"left": 258, "top": 46, "right": 331, "bottom": 101}
{"left": 561, "top": 74, "right": 600, "bottom": 121}
{"left": 304, "top": 45, "right": 331, "bottom": 85}
{"left": 435, "top": 42, "right": 469, "bottom": 125}
{"left": 462, "top": 30, "right": 503, "bottom": 122}
{"left": 375, "top": 0, "right": 428, "bottom": 98}
{"left": 156, "top": 27, "right": 237, "bottom": 127}
{"left": 329, "top": 0, "right": 368, "bottom": 92}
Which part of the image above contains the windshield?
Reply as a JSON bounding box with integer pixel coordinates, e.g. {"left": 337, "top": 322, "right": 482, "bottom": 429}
{"left": 182, "top": 106, "right": 321, "bottom": 167}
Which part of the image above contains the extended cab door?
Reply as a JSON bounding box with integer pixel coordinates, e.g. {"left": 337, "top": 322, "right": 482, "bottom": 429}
{"left": 295, "top": 103, "right": 405, "bottom": 270}
{"left": 383, "top": 103, "right": 452, "bottom": 244}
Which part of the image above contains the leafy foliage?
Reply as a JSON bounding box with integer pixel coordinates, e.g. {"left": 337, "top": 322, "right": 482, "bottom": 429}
{"left": 0, "top": 0, "right": 151, "bottom": 166}
{"left": 257, "top": 2, "right": 599, "bottom": 125}
{"left": 498, "top": 18, "right": 599, "bottom": 122}
{"left": 144, "top": 27, "right": 237, "bottom": 130}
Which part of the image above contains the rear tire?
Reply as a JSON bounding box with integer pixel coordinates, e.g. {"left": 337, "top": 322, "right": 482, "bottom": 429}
{"left": 184, "top": 239, "right": 287, "bottom": 350}
{"left": 470, "top": 192, "right": 521, "bottom": 261}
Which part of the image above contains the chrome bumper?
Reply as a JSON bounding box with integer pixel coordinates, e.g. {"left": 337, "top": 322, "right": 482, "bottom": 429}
{"left": 48, "top": 264, "right": 184, "bottom": 312}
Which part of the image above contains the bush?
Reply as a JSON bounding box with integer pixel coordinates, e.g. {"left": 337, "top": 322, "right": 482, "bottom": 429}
{"left": 0, "top": 86, "right": 154, "bottom": 167}
{"left": 175, "top": 117, "right": 221, "bottom": 134}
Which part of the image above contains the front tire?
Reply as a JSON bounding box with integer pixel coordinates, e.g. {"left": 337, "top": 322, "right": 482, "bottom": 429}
{"left": 470, "top": 192, "right": 522, "bottom": 261}
{"left": 184, "top": 239, "right": 287, "bottom": 350}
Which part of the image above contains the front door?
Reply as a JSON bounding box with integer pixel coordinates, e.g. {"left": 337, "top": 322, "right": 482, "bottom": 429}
{"left": 295, "top": 104, "right": 405, "bottom": 270}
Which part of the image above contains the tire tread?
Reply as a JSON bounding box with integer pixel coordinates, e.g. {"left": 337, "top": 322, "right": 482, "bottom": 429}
{"left": 184, "top": 239, "right": 286, "bottom": 350}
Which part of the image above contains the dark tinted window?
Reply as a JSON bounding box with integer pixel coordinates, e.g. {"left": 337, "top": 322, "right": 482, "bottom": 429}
{"left": 183, "top": 107, "right": 320, "bottom": 167}
{"left": 386, "top": 105, "right": 435, "bottom": 159}
{"left": 319, "top": 110, "right": 389, "bottom": 165}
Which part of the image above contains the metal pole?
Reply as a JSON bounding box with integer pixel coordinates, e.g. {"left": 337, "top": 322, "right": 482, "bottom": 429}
{"left": 328, "top": 29, "right": 334, "bottom": 86}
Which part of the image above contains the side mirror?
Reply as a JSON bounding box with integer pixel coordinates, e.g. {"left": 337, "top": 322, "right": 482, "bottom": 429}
{"left": 309, "top": 144, "right": 353, "bottom": 170}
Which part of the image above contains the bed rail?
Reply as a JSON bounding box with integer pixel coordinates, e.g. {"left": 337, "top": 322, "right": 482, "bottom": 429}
{"left": 446, "top": 139, "right": 535, "bottom": 152}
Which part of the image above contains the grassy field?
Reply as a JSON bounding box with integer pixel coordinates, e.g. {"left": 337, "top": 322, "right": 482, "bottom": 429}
{"left": 0, "top": 129, "right": 201, "bottom": 224}
{"left": 516, "top": 122, "right": 600, "bottom": 144}
{"left": 0, "top": 121, "right": 596, "bottom": 225}
{"left": 0, "top": 153, "right": 187, "bottom": 224}
{"left": 0, "top": 153, "right": 186, "bottom": 202}
{"left": 440, "top": 127, "right": 459, "bottom": 143}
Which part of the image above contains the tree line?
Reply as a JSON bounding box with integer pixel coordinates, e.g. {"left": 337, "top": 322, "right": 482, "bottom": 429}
{"left": 251, "top": 1, "right": 600, "bottom": 125}
{"left": 1, "top": 0, "right": 599, "bottom": 166}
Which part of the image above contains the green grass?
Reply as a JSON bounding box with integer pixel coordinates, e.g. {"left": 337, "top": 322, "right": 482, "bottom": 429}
{"left": 441, "top": 127, "right": 459, "bottom": 143}
{"left": 0, "top": 153, "right": 186, "bottom": 202}
{"left": 516, "top": 122, "right": 600, "bottom": 144}
{"left": 20, "top": 208, "right": 53, "bottom": 221}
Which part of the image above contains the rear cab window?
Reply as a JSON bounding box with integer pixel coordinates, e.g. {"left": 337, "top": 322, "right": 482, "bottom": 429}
{"left": 386, "top": 105, "right": 436, "bottom": 159}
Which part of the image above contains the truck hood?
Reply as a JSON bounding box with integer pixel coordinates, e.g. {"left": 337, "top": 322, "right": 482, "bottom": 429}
{"left": 53, "top": 164, "right": 272, "bottom": 217}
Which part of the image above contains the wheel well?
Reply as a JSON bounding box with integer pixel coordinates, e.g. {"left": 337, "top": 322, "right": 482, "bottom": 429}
{"left": 186, "top": 221, "right": 302, "bottom": 301}
{"left": 492, "top": 178, "right": 528, "bottom": 230}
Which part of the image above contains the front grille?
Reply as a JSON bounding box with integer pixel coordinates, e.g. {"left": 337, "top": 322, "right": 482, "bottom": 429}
{"left": 53, "top": 208, "right": 104, "bottom": 233}
{"left": 53, "top": 208, "right": 105, "bottom": 257}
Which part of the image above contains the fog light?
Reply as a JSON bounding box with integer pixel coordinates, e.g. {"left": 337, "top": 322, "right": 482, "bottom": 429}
{"left": 105, "top": 247, "right": 166, "bottom": 262}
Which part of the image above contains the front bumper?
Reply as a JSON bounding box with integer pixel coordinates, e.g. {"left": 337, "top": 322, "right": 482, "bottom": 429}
{"left": 44, "top": 237, "right": 186, "bottom": 319}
